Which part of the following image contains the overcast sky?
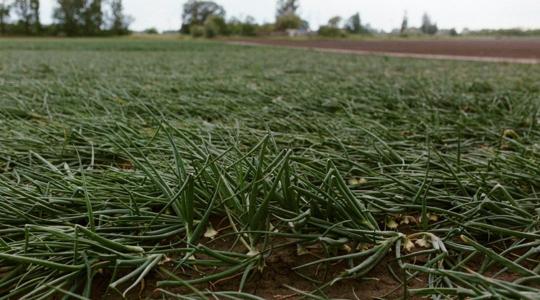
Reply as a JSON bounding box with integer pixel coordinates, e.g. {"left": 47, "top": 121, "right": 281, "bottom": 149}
{"left": 38, "top": 0, "right": 540, "bottom": 32}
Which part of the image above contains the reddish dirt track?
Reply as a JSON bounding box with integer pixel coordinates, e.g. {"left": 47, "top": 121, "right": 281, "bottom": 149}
{"left": 230, "top": 38, "right": 540, "bottom": 63}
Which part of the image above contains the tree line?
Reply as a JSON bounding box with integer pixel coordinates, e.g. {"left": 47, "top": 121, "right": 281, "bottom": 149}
{"left": 3, "top": 0, "right": 532, "bottom": 38}
{"left": 180, "top": 0, "right": 368, "bottom": 38}
{"left": 179, "top": 0, "right": 308, "bottom": 38}
{"left": 180, "top": 0, "right": 449, "bottom": 39}
{"left": 0, "top": 0, "right": 130, "bottom": 36}
{"left": 178, "top": 1, "right": 534, "bottom": 38}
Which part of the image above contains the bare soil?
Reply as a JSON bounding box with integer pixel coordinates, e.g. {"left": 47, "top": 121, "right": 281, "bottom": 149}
{"left": 229, "top": 38, "right": 540, "bottom": 63}
{"left": 91, "top": 220, "right": 526, "bottom": 299}
{"left": 94, "top": 224, "right": 414, "bottom": 300}
{"left": 96, "top": 250, "right": 413, "bottom": 300}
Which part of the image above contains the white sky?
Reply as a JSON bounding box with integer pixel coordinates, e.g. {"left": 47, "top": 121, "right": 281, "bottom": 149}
{"left": 37, "top": 0, "right": 540, "bottom": 32}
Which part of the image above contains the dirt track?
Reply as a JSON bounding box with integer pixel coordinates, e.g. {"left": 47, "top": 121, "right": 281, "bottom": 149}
{"left": 229, "top": 38, "right": 540, "bottom": 64}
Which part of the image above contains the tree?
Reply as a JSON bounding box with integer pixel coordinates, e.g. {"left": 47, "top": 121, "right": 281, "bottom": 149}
{"left": 400, "top": 12, "right": 408, "bottom": 34}
{"left": 181, "top": 0, "right": 225, "bottom": 34}
{"left": 274, "top": 0, "right": 308, "bottom": 32}
{"left": 53, "top": 0, "right": 86, "bottom": 36}
{"left": 203, "top": 15, "right": 227, "bottom": 38}
{"left": 0, "top": 1, "right": 10, "bottom": 35}
{"left": 345, "top": 13, "right": 363, "bottom": 34}
{"left": 13, "top": 0, "right": 41, "bottom": 34}
{"left": 190, "top": 24, "right": 204, "bottom": 37}
{"left": 233, "top": 16, "right": 257, "bottom": 36}
{"left": 240, "top": 16, "right": 257, "bottom": 36}
{"left": 420, "top": 13, "right": 438, "bottom": 35}
{"left": 228, "top": 16, "right": 258, "bottom": 37}
{"left": 275, "top": 13, "right": 303, "bottom": 31}
{"left": 318, "top": 16, "right": 345, "bottom": 37}
{"left": 84, "top": 0, "right": 102, "bottom": 35}
{"left": 276, "top": 0, "right": 299, "bottom": 17}
{"left": 109, "top": 0, "right": 130, "bottom": 35}
{"left": 13, "top": 0, "right": 31, "bottom": 34}
{"left": 327, "top": 16, "right": 341, "bottom": 28}
{"left": 52, "top": 0, "right": 130, "bottom": 36}
{"left": 144, "top": 27, "right": 158, "bottom": 34}
{"left": 53, "top": 0, "right": 112, "bottom": 36}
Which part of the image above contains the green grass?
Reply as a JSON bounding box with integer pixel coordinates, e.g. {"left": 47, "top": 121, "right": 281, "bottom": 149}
{"left": 0, "top": 38, "right": 540, "bottom": 299}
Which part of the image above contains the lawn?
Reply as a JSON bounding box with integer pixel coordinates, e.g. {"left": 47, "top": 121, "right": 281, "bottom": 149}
{"left": 1, "top": 38, "right": 539, "bottom": 299}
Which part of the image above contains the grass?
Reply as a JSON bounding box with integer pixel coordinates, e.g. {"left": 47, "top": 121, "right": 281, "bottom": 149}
{"left": 0, "top": 38, "right": 539, "bottom": 299}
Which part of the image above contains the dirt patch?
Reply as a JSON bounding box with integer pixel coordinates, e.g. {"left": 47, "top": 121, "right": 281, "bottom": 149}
{"left": 211, "top": 249, "right": 412, "bottom": 299}
{"left": 95, "top": 253, "right": 412, "bottom": 300}
{"left": 89, "top": 219, "right": 531, "bottom": 299}
{"left": 228, "top": 38, "right": 540, "bottom": 64}
{"left": 94, "top": 231, "right": 420, "bottom": 300}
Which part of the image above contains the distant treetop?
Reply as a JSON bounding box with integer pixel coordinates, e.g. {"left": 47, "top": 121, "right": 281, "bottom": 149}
{"left": 276, "top": 0, "right": 299, "bottom": 17}
{"left": 181, "top": 0, "right": 225, "bottom": 34}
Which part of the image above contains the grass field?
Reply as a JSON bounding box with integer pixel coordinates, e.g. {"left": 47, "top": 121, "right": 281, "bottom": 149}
{"left": 1, "top": 38, "right": 540, "bottom": 299}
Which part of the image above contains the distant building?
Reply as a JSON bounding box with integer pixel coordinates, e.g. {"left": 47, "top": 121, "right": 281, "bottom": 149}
{"left": 390, "top": 27, "right": 422, "bottom": 35}
{"left": 436, "top": 29, "right": 451, "bottom": 36}
{"left": 286, "top": 28, "right": 312, "bottom": 37}
{"left": 402, "top": 27, "right": 422, "bottom": 35}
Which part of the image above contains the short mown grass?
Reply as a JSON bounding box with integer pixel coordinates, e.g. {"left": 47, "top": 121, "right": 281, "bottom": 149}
{"left": 1, "top": 38, "right": 540, "bottom": 299}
